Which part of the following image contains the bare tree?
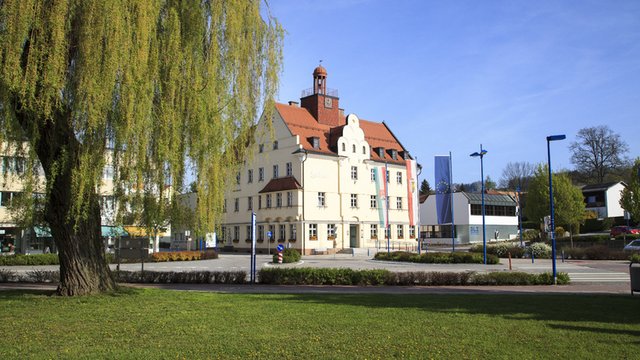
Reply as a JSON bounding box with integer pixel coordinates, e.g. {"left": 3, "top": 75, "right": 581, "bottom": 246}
{"left": 570, "top": 126, "right": 629, "bottom": 184}
{"left": 499, "top": 162, "right": 535, "bottom": 190}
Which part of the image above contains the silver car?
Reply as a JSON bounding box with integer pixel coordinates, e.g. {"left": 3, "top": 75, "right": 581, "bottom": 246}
{"left": 623, "top": 240, "right": 640, "bottom": 251}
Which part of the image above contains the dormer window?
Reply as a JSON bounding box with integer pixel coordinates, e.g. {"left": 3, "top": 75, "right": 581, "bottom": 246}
{"left": 389, "top": 149, "right": 397, "bottom": 160}
{"left": 375, "top": 147, "right": 385, "bottom": 158}
{"left": 309, "top": 136, "right": 320, "bottom": 149}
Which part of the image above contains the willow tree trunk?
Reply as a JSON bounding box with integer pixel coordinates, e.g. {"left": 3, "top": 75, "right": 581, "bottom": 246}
{"left": 27, "top": 108, "right": 116, "bottom": 296}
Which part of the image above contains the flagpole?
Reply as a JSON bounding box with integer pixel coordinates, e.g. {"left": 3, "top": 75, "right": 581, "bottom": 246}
{"left": 385, "top": 162, "right": 390, "bottom": 255}
{"left": 450, "top": 151, "right": 456, "bottom": 252}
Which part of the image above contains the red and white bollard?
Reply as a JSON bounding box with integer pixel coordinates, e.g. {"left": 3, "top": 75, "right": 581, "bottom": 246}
{"left": 278, "top": 251, "right": 283, "bottom": 264}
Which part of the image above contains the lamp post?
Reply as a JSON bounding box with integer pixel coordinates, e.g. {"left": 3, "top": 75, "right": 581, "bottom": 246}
{"left": 292, "top": 147, "right": 308, "bottom": 256}
{"left": 546, "top": 134, "right": 566, "bottom": 285}
{"left": 470, "top": 145, "right": 488, "bottom": 265}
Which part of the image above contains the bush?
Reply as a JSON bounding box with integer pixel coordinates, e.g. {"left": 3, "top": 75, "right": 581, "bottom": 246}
{"left": 562, "top": 246, "right": 632, "bottom": 260}
{"left": 374, "top": 251, "right": 499, "bottom": 264}
{"left": 0, "top": 253, "right": 60, "bottom": 266}
{"left": 272, "top": 248, "right": 300, "bottom": 264}
{"left": 0, "top": 269, "right": 17, "bottom": 282}
{"left": 471, "top": 272, "right": 569, "bottom": 285}
{"left": 469, "top": 244, "right": 526, "bottom": 258}
{"left": 258, "top": 268, "right": 389, "bottom": 286}
{"left": 113, "top": 270, "right": 245, "bottom": 284}
{"left": 615, "top": 234, "right": 640, "bottom": 241}
{"left": 25, "top": 270, "right": 59, "bottom": 283}
{"left": 522, "top": 229, "right": 540, "bottom": 242}
{"left": 149, "top": 250, "right": 218, "bottom": 262}
{"left": 526, "top": 243, "right": 552, "bottom": 259}
{"left": 631, "top": 254, "right": 640, "bottom": 264}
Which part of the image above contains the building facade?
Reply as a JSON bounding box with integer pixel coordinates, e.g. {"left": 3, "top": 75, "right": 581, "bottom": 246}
{"left": 219, "top": 66, "right": 419, "bottom": 254}
{"left": 419, "top": 192, "right": 518, "bottom": 244}
{"left": 581, "top": 182, "right": 626, "bottom": 219}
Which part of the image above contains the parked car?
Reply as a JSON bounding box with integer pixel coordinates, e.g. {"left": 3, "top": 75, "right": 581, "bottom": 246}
{"left": 623, "top": 240, "right": 640, "bottom": 252}
{"left": 610, "top": 226, "right": 640, "bottom": 237}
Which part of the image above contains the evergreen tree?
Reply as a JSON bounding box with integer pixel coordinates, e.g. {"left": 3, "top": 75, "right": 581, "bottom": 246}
{"left": 620, "top": 158, "right": 640, "bottom": 223}
{"left": 420, "top": 179, "right": 432, "bottom": 195}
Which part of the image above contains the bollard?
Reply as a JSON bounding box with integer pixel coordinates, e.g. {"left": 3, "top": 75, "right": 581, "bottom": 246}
{"left": 508, "top": 252, "right": 512, "bottom": 271}
{"left": 277, "top": 251, "right": 283, "bottom": 264}
{"left": 561, "top": 250, "right": 565, "bottom": 263}
{"left": 531, "top": 251, "right": 535, "bottom": 264}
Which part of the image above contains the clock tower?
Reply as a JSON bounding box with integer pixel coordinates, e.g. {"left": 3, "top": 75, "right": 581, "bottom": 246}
{"left": 300, "top": 65, "right": 343, "bottom": 127}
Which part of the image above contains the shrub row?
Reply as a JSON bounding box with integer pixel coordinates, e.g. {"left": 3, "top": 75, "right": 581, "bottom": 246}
{"left": 272, "top": 248, "right": 301, "bottom": 264}
{"left": 149, "top": 250, "right": 218, "bottom": 262}
{"left": 560, "top": 246, "right": 633, "bottom": 260}
{"left": 257, "top": 268, "right": 570, "bottom": 286}
{"left": 374, "top": 251, "right": 500, "bottom": 264}
{"left": 0, "top": 254, "right": 60, "bottom": 266}
{"left": 113, "top": 270, "right": 245, "bottom": 284}
{"left": 0, "top": 269, "right": 59, "bottom": 283}
{"left": 469, "top": 244, "right": 525, "bottom": 258}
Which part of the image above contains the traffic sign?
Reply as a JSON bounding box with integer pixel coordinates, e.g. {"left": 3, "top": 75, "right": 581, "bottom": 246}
{"left": 276, "top": 244, "right": 284, "bottom": 252}
{"left": 267, "top": 231, "right": 272, "bottom": 238}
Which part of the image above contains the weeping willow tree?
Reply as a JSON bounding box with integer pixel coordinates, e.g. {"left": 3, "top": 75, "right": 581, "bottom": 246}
{"left": 0, "top": 1, "right": 282, "bottom": 295}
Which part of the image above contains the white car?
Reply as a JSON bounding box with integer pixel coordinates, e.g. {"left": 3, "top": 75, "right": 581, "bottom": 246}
{"left": 623, "top": 240, "right": 640, "bottom": 252}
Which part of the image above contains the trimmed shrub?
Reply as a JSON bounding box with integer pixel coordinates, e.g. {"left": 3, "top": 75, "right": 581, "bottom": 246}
{"left": 526, "top": 243, "right": 552, "bottom": 259}
{"left": 149, "top": 250, "right": 218, "bottom": 262}
{"left": 374, "top": 251, "right": 499, "bottom": 264}
{"left": 272, "top": 248, "right": 301, "bottom": 264}
{"left": 631, "top": 254, "right": 640, "bottom": 264}
{"left": 469, "top": 244, "right": 526, "bottom": 258}
{"left": 113, "top": 270, "right": 246, "bottom": 284}
{"left": 258, "top": 268, "right": 390, "bottom": 286}
{"left": 470, "top": 272, "right": 569, "bottom": 285}
{"left": 0, "top": 253, "right": 60, "bottom": 266}
{"left": 561, "top": 246, "right": 630, "bottom": 260}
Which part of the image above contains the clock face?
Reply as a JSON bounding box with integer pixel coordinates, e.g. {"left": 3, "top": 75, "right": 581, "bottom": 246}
{"left": 324, "top": 97, "right": 333, "bottom": 108}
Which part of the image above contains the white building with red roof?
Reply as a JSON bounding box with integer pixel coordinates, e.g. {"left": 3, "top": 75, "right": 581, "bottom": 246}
{"left": 220, "top": 66, "right": 419, "bottom": 255}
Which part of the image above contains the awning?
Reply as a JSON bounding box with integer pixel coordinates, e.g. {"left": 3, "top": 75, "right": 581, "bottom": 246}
{"left": 124, "top": 226, "right": 169, "bottom": 237}
{"left": 102, "top": 226, "right": 129, "bottom": 238}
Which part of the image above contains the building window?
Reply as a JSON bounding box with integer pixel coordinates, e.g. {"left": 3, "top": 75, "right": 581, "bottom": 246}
{"left": 221, "top": 227, "right": 226, "bottom": 241}
{"left": 276, "top": 193, "right": 282, "bottom": 208}
{"left": 259, "top": 167, "right": 264, "bottom": 182}
{"left": 371, "top": 195, "right": 377, "bottom": 208}
{"left": 258, "top": 225, "right": 264, "bottom": 240}
{"left": 286, "top": 162, "right": 292, "bottom": 176}
{"left": 410, "top": 226, "right": 416, "bottom": 239}
{"left": 351, "top": 166, "right": 358, "bottom": 180}
{"left": 273, "top": 164, "right": 279, "bottom": 179}
{"left": 289, "top": 224, "right": 297, "bottom": 240}
{"left": 327, "top": 224, "right": 336, "bottom": 239}
{"left": 266, "top": 194, "right": 272, "bottom": 208}
{"left": 259, "top": 144, "right": 264, "bottom": 153}
{"left": 371, "top": 169, "right": 376, "bottom": 182}
{"left": 396, "top": 197, "right": 403, "bottom": 210}
{"left": 397, "top": 225, "right": 404, "bottom": 239}
{"left": 362, "top": 146, "right": 366, "bottom": 154}
{"left": 352, "top": 144, "right": 356, "bottom": 153}
{"left": 234, "top": 198, "right": 239, "bottom": 212}
{"left": 386, "top": 170, "right": 390, "bottom": 183}
{"left": 102, "top": 165, "right": 114, "bottom": 179}
{"left": 248, "top": 169, "right": 253, "bottom": 183}
{"left": 371, "top": 224, "right": 378, "bottom": 239}
{"left": 318, "top": 192, "right": 325, "bottom": 207}
{"left": 234, "top": 226, "right": 240, "bottom": 241}
{"left": 309, "top": 224, "right": 317, "bottom": 240}
{"left": 223, "top": 199, "right": 227, "bottom": 213}
{"left": 396, "top": 171, "right": 402, "bottom": 184}
{"left": 236, "top": 172, "right": 240, "bottom": 185}
{"left": 279, "top": 224, "right": 286, "bottom": 240}
{"left": 273, "top": 140, "right": 279, "bottom": 150}
{"left": 246, "top": 225, "right": 252, "bottom": 241}
{"left": 248, "top": 196, "right": 253, "bottom": 210}
{"left": 471, "top": 204, "right": 482, "bottom": 215}
{"left": 350, "top": 194, "right": 358, "bottom": 208}
{"left": 342, "top": 143, "right": 346, "bottom": 152}
{"left": 269, "top": 225, "right": 275, "bottom": 240}
{"left": 311, "top": 137, "right": 320, "bottom": 149}
{"left": 287, "top": 192, "right": 293, "bottom": 207}
{"left": 258, "top": 195, "right": 262, "bottom": 209}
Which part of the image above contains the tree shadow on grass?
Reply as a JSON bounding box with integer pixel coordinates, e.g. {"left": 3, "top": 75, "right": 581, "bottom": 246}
{"left": 259, "top": 293, "right": 640, "bottom": 327}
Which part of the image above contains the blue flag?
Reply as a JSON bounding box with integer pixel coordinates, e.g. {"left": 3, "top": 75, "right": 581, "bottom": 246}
{"left": 435, "top": 156, "right": 452, "bottom": 224}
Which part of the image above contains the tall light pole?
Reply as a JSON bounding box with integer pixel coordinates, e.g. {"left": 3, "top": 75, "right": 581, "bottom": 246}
{"left": 470, "top": 145, "right": 488, "bottom": 265}
{"left": 292, "top": 147, "right": 308, "bottom": 256}
{"left": 547, "top": 134, "right": 565, "bottom": 285}
{"left": 516, "top": 185, "right": 523, "bottom": 248}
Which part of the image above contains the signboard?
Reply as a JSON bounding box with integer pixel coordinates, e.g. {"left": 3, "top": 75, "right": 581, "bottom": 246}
{"left": 276, "top": 244, "right": 284, "bottom": 252}
{"left": 267, "top": 231, "right": 272, "bottom": 238}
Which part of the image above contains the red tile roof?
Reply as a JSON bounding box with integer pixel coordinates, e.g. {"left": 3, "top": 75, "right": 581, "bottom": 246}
{"left": 259, "top": 176, "right": 302, "bottom": 194}
{"left": 275, "top": 102, "right": 407, "bottom": 164}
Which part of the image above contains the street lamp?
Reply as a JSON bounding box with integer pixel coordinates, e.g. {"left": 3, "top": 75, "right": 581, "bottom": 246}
{"left": 547, "top": 134, "right": 566, "bottom": 285}
{"left": 292, "top": 147, "right": 308, "bottom": 256}
{"left": 470, "top": 145, "right": 488, "bottom": 265}
{"left": 516, "top": 185, "right": 523, "bottom": 248}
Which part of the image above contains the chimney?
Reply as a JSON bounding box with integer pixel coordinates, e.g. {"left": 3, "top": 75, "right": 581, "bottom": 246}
{"left": 288, "top": 101, "right": 299, "bottom": 107}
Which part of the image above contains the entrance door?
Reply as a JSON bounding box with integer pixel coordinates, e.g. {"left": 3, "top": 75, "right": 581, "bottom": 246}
{"left": 349, "top": 225, "right": 358, "bottom": 248}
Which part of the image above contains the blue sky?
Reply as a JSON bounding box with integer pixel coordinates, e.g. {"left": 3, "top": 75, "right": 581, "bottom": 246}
{"left": 268, "top": 0, "right": 640, "bottom": 185}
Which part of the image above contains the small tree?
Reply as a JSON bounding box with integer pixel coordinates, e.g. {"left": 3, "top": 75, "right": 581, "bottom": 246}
{"left": 499, "top": 161, "right": 535, "bottom": 190}
{"left": 526, "top": 164, "right": 585, "bottom": 237}
{"left": 620, "top": 158, "right": 640, "bottom": 223}
{"left": 485, "top": 176, "right": 497, "bottom": 191}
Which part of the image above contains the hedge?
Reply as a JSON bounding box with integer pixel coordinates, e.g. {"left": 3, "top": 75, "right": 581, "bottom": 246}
{"left": 113, "top": 270, "right": 245, "bottom": 284}
{"left": 0, "top": 254, "right": 60, "bottom": 266}
{"left": 469, "top": 244, "right": 525, "bottom": 258}
{"left": 272, "top": 248, "right": 301, "bottom": 264}
{"left": 257, "top": 268, "right": 570, "bottom": 286}
{"left": 374, "top": 251, "right": 500, "bottom": 264}
{"left": 149, "top": 250, "right": 218, "bottom": 262}
{"left": 561, "top": 246, "right": 636, "bottom": 260}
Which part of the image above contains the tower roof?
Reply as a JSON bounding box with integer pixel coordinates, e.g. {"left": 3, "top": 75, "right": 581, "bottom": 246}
{"left": 313, "top": 65, "right": 327, "bottom": 76}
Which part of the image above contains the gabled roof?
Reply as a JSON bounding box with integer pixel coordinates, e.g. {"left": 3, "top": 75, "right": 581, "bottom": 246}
{"left": 259, "top": 176, "right": 302, "bottom": 194}
{"left": 274, "top": 102, "right": 407, "bottom": 164}
{"left": 581, "top": 181, "right": 626, "bottom": 192}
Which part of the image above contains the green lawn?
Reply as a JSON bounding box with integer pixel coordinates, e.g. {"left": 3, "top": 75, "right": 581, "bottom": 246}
{"left": 1, "top": 288, "right": 638, "bottom": 359}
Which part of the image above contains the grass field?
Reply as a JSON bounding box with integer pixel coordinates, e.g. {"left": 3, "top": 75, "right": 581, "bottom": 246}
{"left": 1, "top": 288, "right": 638, "bottom": 359}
